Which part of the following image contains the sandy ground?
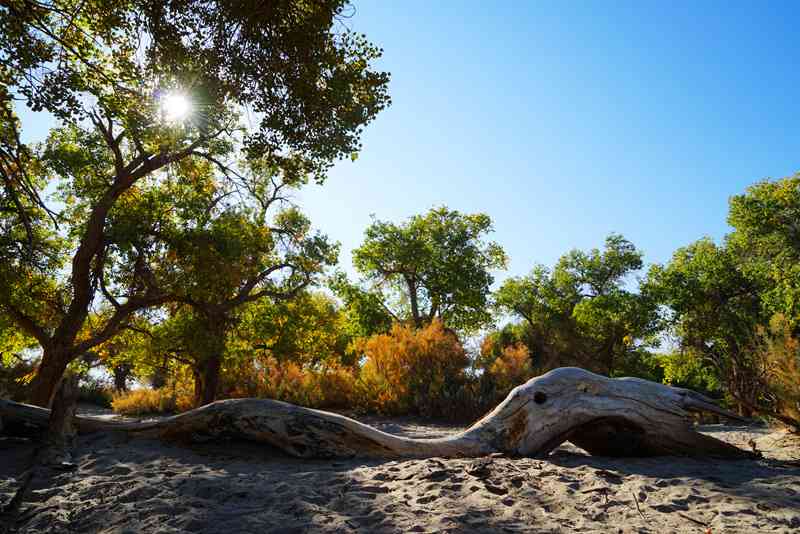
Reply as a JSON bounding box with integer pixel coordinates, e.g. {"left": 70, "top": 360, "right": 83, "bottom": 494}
{"left": 1, "top": 407, "right": 799, "bottom": 533}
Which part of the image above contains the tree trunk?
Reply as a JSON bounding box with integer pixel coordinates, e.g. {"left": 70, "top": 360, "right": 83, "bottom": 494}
{"left": 150, "top": 367, "right": 168, "bottom": 389}
{"left": 112, "top": 364, "right": 131, "bottom": 392}
{"left": 192, "top": 311, "right": 228, "bottom": 407}
{"left": 1, "top": 368, "right": 755, "bottom": 460}
{"left": 406, "top": 277, "right": 421, "bottom": 327}
{"left": 27, "top": 347, "right": 70, "bottom": 408}
{"left": 194, "top": 355, "right": 222, "bottom": 407}
{"left": 47, "top": 373, "right": 79, "bottom": 450}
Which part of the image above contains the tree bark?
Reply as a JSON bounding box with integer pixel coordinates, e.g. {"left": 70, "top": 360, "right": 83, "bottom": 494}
{"left": 406, "top": 276, "right": 421, "bottom": 327}
{"left": 191, "top": 311, "right": 228, "bottom": 407}
{"left": 47, "top": 373, "right": 79, "bottom": 450}
{"left": 195, "top": 355, "right": 222, "bottom": 407}
{"left": 112, "top": 364, "right": 132, "bottom": 392}
{"left": 27, "top": 347, "right": 70, "bottom": 408}
{"left": 2, "top": 368, "right": 756, "bottom": 460}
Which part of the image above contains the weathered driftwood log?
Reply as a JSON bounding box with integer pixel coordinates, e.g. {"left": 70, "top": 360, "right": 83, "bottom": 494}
{"left": 0, "top": 368, "right": 754, "bottom": 459}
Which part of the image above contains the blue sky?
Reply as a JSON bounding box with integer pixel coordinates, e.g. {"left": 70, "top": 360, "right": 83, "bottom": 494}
{"left": 17, "top": 1, "right": 800, "bottom": 284}
{"left": 297, "top": 0, "right": 799, "bottom": 281}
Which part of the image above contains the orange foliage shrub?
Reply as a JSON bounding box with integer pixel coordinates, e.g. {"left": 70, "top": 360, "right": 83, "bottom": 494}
{"left": 117, "top": 322, "right": 539, "bottom": 422}
{"left": 223, "top": 356, "right": 358, "bottom": 410}
{"left": 111, "top": 367, "right": 195, "bottom": 415}
{"left": 358, "top": 320, "right": 470, "bottom": 417}
{"left": 487, "top": 343, "right": 535, "bottom": 396}
{"left": 474, "top": 335, "right": 537, "bottom": 412}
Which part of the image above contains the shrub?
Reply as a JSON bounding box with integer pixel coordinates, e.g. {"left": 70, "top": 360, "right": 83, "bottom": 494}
{"left": 358, "top": 320, "right": 470, "bottom": 418}
{"left": 472, "top": 337, "right": 537, "bottom": 413}
{"left": 757, "top": 315, "right": 800, "bottom": 431}
{"left": 486, "top": 343, "right": 535, "bottom": 397}
{"left": 311, "top": 363, "right": 359, "bottom": 409}
{"left": 112, "top": 388, "right": 176, "bottom": 415}
{"left": 657, "top": 351, "right": 722, "bottom": 398}
{"left": 111, "top": 375, "right": 194, "bottom": 415}
{"left": 223, "top": 355, "right": 358, "bottom": 410}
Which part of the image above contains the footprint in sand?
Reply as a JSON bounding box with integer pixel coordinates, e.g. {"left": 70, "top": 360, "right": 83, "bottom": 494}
{"left": 416, "top": 494, "right": 438, "bottom": 504}
{"left": 483, "top": 482, "right": 508, "bottom": 495}
{"left": 116, "top": 485, "right": 161, "bottom": 503}
{"left": 106, "top": 464, "right": 134, "bottom": 477}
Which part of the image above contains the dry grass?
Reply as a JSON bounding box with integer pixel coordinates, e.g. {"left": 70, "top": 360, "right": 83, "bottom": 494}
{"left": 111, "top": 387, "right": 194, "bottom": 415}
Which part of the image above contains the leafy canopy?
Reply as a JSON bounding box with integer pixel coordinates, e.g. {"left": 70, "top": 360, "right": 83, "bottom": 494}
{"left": 352, "top": 207, "right": 507, "bottom": 333}
{"left": 496, "top": 234, "right": 658, "bottom": 376}
{"left": 727, "top": 175, "right": 800, "bottom": 326}
{"left": 0, "top": 0, "right": 390, "bottom": 405}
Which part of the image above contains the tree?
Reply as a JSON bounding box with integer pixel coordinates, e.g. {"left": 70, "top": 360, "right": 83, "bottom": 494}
{"left": 727, "top": 175, "right": 800, "bottom": 327}
{"left": 0, "top": 314, "right": 37, "bottom": 399}
{"left": 236, "top": 291, "right": 352, "bottom": 368}
{"left": 225, "top": 291, "right": 355, "bottom": 402}
{"left": 351, "top": 207, "right": 507, "bottom": 333}
{"left": 0, "top": 0, "right": 390, "bottom": 406}
{"left": 106, "top": 158, "right": 337, "bottom": 405}
{"left": 496, "top": 234, "right": 659, "bottom": 376}
{"left": 645, "top": 176, "right": 800, "bottom": 422}
{"left": 127, "top": 290, "right": 354, "bottom": 407}
{"left": 643, "top": 238, "right": 767, "bottom": 415}
{"left": 329, "top": 271, "right": 393, "bottom": 340}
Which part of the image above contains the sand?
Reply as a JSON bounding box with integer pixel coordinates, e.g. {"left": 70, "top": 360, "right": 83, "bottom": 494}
{"left": 1, "top": 409, "right": 799, "bottom": 533}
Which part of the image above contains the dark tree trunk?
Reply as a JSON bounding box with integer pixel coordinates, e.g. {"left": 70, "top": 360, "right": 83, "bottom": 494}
{"left": 190, "top": 311, "right": 229, "bottom": 407}
{"left": 112, "top": 364, "right": 132, "bottom": 392}
{"left": 27, "top": 347, "right": 70, "bottom": 408}
{"left": 202, "top": 355, "right": 222, "bottom": 406}
{"left": 192, "top": 367, "right": 202, "bottom": 405}
{"left": 150, "top": 367, "right": 168, "bottom": 389}
{"left": 194, "top": 356, "right": 222, "bottom": 407}
{"left": 406, "top": 277, "right": 421, "bottom": 327}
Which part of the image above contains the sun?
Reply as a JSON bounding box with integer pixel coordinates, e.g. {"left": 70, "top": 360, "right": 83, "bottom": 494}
{"left": 160, "top": 92, "right": 192, "bottom": 123}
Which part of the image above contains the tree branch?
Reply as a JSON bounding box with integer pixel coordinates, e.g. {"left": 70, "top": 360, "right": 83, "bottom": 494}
{"left": 2, "top": 303, "right": 50, "bottom": 346}
{"left": 72, "top": 292, "right": 174, "bottom": 356}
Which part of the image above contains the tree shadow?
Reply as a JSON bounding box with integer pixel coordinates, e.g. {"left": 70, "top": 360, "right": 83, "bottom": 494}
{"left": 5, "top": 426, "right": 799, "bottom": 533}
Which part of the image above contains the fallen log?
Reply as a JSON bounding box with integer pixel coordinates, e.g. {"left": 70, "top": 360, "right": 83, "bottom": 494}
{"left": 0, "top": 367, "right": 755, "bottom": 459}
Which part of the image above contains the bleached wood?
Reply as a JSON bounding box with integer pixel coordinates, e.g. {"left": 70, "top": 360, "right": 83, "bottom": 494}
{"left": 0, "top": 368, "right": 753, "bottom": 459}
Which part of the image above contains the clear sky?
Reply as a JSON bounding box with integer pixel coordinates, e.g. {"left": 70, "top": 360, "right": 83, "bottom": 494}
{"left": 17, "top": 1, "right": 800, "bottom": 284}
{"left": 297, "top": 0, "right": 800, "bottom": 281}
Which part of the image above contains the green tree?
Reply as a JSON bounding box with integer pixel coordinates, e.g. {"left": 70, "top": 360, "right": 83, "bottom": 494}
{"left": 728, "top": 175, "right": 800, "bottom": 326}
{"left": 329, "top": 271, "right": 393, "bottom": 340}
{"left": 496, "top": 234, "right": 658, "bottom": 376}
{"left": 109, "top": 159, "right": 337, "bottom": 405}
{"left": 0, "top": 314, "right": 37, "bottom": 399}
{"left": 172, "top": 208, "right": 336, "bottom": 406}
{"left": 236, "top": 292, "right": 351, "bottom": 367}
{"left": 134, "top": 291, "right": 351, "bottom": 405}
{"left": 351, "top": 207, "right": 507, "bottom": 333}
{"left": 643, "top": 238, "right": 766, "bottom": 415}
{"left": 0, "top": 0, "right": 389, "bottom": 406}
